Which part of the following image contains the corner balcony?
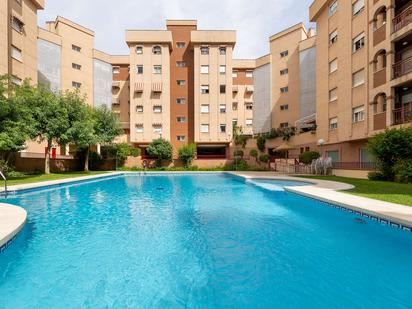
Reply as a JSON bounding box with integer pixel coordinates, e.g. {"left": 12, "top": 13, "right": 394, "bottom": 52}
{"left": 392, "top": 2, "right": 412, "bottom": 33}
{"left": 393, "top": 56, "right": 412, "bottom": 79}
{"left": 393, "top": 102, "right": 412, "bottom": 125}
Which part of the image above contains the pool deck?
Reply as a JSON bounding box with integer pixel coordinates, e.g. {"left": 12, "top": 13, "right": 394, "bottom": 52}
{"left": 1, "top": 171, "right": 412, "bottom": 249}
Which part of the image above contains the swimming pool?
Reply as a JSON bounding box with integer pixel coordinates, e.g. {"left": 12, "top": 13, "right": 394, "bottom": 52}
{"left": 1, "top": 173, "right": 411, "bottom": 308}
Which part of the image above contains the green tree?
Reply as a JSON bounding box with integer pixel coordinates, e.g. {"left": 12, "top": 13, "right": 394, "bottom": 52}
{"left": 256, "top": 135, "right": 266, "bottom": 152}
{"left": 178, "top": 143, "right": 196, "bottom": 168}
{"left": 249, "top": 149, "right": 258, "bottom": 162}
{"left": 147, "top": 138, "right": 173, "bottom": 167}
{"left": 107, "top": 143, "right": 141, "bottom": 168}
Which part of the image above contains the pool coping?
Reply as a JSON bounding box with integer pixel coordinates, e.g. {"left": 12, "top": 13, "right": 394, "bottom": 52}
{"left": 0, "top": 204, "right": 27, "bottom": 250}
{"left": 229, "top": 172, "right": 412, "bottom": 229}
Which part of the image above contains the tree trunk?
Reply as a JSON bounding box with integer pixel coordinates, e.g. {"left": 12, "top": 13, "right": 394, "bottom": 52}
{"left": 45, "top": 141, "right": 52, "bottom": 174}
{"left": 84, "top": 147, "right": 90, "bottom": 172}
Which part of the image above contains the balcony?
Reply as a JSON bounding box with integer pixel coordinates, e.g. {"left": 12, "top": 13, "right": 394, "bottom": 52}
{"left": 393, "top": 102, "right": 412, "bottom": 125}
{"left": 393, "top": 56, "right": 412, "bottom": 78}
{"left": 373, "top": 25, "right": 386, "bottom": 46}
{"left": 373, "top": 112, "right": 386, "bottom": 130}
{"left": 373, "top": 68, "right": 386, "bottom": 88}
{"left": 112, "top": 81, "right": 120, "bottom": 89}
{"left": 393, "top": 3, "right": 412, "bottom": 33}
{"left": 112, "top": 98, "right": 120, "bottom": 106}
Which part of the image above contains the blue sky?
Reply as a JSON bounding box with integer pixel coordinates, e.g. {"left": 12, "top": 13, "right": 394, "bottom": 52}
{"left": 39, "top": 0, "right": 314, "bottom": 59}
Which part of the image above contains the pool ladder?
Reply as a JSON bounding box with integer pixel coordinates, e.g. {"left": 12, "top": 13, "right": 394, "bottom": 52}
{"left": 0, "top": 171, "right": 7, "bottom": 197}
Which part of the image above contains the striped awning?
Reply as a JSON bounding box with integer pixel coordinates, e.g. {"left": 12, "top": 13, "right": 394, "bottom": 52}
{"left": 134, "top": 82, "right": 144, "bottom": 93}
{"left": 152, "top": 82, "right": 163, "bottom": 93}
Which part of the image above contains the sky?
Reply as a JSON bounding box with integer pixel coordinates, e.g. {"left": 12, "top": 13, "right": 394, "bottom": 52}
{"left": 38, "top": 0, "right": 314, "bottom": 59}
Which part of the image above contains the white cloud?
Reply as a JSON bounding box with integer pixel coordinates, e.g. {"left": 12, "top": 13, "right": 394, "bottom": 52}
{"left": 39, "top": 0, "right": 314, "bottom": 59}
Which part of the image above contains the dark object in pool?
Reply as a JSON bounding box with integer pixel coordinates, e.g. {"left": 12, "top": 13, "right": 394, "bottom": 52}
{"left": 354, "top": 218, "right": 367, "bottom": 224}
{"left": 156, "top": 187, "right": 164, "bottom": 191}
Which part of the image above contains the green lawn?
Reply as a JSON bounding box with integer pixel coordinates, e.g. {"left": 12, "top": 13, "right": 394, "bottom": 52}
{"left": 298, "top": 176, "right": 412, "bottom": 206}
{"left": 4, "top": 171, "right": 108, "bottom": 187}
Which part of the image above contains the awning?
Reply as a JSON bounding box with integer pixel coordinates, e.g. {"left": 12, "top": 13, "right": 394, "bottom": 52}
{"left": 112, "top": 98, "right": 120, "bottom": 105}
{"left": 232, "top": 85, "right": 238, "bottom": 92}
{"left": 134, "top": 82, "right": 144, "bottom": 93}
{"left": 152, "top": 82, "right": 163, "bottom": 93}
{"left": 112, "top": 81, "right": 120, "bottom": 88}
{"left": 246, "top": 85, "right": 254, "bottom": 93}
{"left": 275, "top": 141, "right": 297, "bottom": 151}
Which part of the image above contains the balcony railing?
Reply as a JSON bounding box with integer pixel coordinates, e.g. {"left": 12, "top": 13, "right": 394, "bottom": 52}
{"left": 373, "top": 68, "right": 386, "bottom": 88}
{"left": 393, "top": 103, "right": 412, "bottom": 125}
{"left": 393, "top": 56, "right": 412, "bottom": 78}
{"left": 393, "top": 4, "right": 412, "bottom": 33}
{"left": 331, "top": 162, "right": 377, "bottom": 170}
{"left": 373, "top": 112, "right": 386, "bottom": 130}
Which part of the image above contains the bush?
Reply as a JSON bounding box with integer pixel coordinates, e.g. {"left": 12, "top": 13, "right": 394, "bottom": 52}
{"left": 393, "top": 159, "right": 412, "bottom": 183}
{"left": 368, "top": 127, "right": 412, "bottom": 180}
{"left": 256, "top": 135, "right": 266, "bottom": 152}
{"left": 147, "top": 138, "right": 173, "bottom": 167}
{"left": 259, "top": 154, "right": 270, "bottom": 163}
{"left": 368, "top": 171, "right": 386, "bottom": 181}
{"left": 233, "top": 149, "right": 244, "bottom": 159}
{"left": 224, "top": 159, "right": 249, "bottom": 171}
{"left": 178, "top": 143, "right": 196, "bottom": 168}
{"left": 249, "top": 149, "right": 258, "bottom": 160}
{"left": 299, "top": 151, "right": 320, "bottom": 165}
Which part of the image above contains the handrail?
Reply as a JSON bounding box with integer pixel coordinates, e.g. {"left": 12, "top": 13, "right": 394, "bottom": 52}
{"left": 392, "top": 56, "right": 412, "bottom": 78}
{"left": 0, "top": 171, "right": 7, "bottom": 195}
{"left": 392, "top": 3, "right": 412, "bottom": 33}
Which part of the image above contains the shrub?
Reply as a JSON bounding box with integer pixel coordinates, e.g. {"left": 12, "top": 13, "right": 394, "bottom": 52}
{"left": 224, "top": 159, "right": 249, "bottom": 171}
{"left": 249, "top": 149, "right": 258, "bottom": 160}
{"left": 89, "top": 151, "right": 104, "bottom": 170}
{"left": 393, "top": 159, "right": 412, "bottom": 183}
{"left": 233, "top": 149, "right": 244, "bottom": 159}
{"left": 259, "top": 154, "right": 270, "bottom": 163}
{"left": 178, "top": 143, "right": 196, "bottom": 168}
{"left": 147, "top": 138, "right": 173, "bottom": 167}
{"left": 368, "top": 171, "right": 386, "bottom": 181}
{"left": 299, "top": 151, "right": 320, "bottom": 165}
{"left": 256, "top": 135, "right": 266, "bottom": 152}
{"left": 368, "top": 127, "right": 412, "bottom": 180}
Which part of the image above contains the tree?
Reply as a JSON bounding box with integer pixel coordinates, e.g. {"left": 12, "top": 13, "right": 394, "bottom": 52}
{"left": 106, "top": 143, "right": 141, "bottom": 169}
{"left": 249, "top": 149, "right": 258, "bottom": 162}
{"left": 368, "top": 127, "right": 412, "bottom": 180}
{"left": 24, "top": 85, "right": 71, "bottom": 174}
{"left": 178, "top": 144, "right": 196, "bottom": 168}
{"left": 0, "top": 77, "right": 35, "bottom": 164}
{"left": 299, "top": 151, "right": 320, "bottom": 165}
{"left": 256, "top": 135, "right": 266, "bottom": 152}
{"left": 147, "top": 138, "right": 173, "bottom": 167}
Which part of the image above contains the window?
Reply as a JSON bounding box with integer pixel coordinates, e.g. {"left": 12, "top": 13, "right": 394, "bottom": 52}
{"left": 177, "top": 116, "right": 186, "bottom": 123}
{"left": 219, "top": 104, "right": 226, "bottom": 113}
{"left": 220, "top": 85, "right": 226, "bottom": 94}
{"left": 352, "top": 69, "right": 365, "bottom": 87}
{"left": 352, "top": 0, "right": 364, "bottom": 16}
{"left": 280, "top": 122, "right": 289, "bottom": 128}
{"left": 280, "top": 87, "right": 289, "bottom": 93}
{"left": 177, "top": 80, "right": 186, "bottom": 86}
{"left": 136, "top": 46, "right": 143, "bottom": 54}
{"left": 201, "top": 65, "right": 209, "bottom": 74}
{"left": 201, "top": 124, "right": 209, "bottom": 133}
{"left": 280, "top": 50, "right": 289, "bottom": 58}
{"left": 232, "top": 119, "right": 238, "bottom": 127}
{"left": 329, "top": 58, "right": 337, "bottom": 73}
{"left": 136, "top": 105, "right": 143, "bottom": 113}
{"left": 280, "top": 68, "right": 288, "bottom": 75}
{"left": 353, "top": 106, "right": 365, "bottom": 122}
{"left": 219, "top": 65, "right": 226, "bottom": 74}
{"left": 176, "top": 42, "right": 186, "bottom": 48}
{"left": 201, "top": 85, "right": 209, "bottom": 94}
{"left": 200, "top": 47, "right": 209, "bottom": 55}
{"left": 329, "top": 88, "right": 338, "bottom": 101}
{"left": 329, "top": 117, "right": 338, "bottom": 130}
{"left": 153, "top": 65, "right": 162, "bottom": 74}
{"left": 232, "top": 102, "right": 238, "bottom": 110}
{"left": 153, "top": 125, "right": 163, "bottom": 134}
{"left": 201, "top": 104, "right": 210, "bottom": 113}
{"left": 11, "top": 16, "right": 24, "bottom": 33}
{"left": 329, "top": 0, "right": 338, "bottom": 16}
{"left": 135, "top": 125, "right": 144, "bottom": 133}
{"left": 245, "top": 103, "right": 253, "bottom": 110}
{"left": 219, "top": 47, "right": 226, "bottom": 55}
{"left": 176, "top": 61, "right": 187, "bottom": 67}
{"left": 11, "top": 76, "right": 22, "bottom": 86}
{"left": 232, "top": 70, "right": 238, "bottom": 78}
{"left": 177, "top": 135, "right": 186, "bottom": 141}
{"left": 326, "top": 150, "right": 339, "bottom": 162}
{"left": 153, "top": 106, "right": 162, "bottom": 113}
{"left": 177, "top": 98, "right": 186, "bottom": 104}
{"left": 72, "top": 81, "right": 81, "bottom": 89}
{"left": 113, "top": 66, "right": 120, "bottom": 74}
{"left": 219, "top": 124, "right": 227, "bottom": 133}
{"left": 353, "top": 33, "right": 365, "bottom": 52}
{"left": 246, "top": 119, "right": 253, "bottom": 126}
{"left": 246, "top": 71, "right": 253, "bottom": 78}
{"left": 11, "top": 45, "right": 22, "bottom": 62}
{"left": 137, "top": 65, "right": 143, "bottom": 74}
{"left": 72, "top": 44, "right": 81, "bottom": 52}
{"left": 280, "top": 104, "right": 289, "bottom": 111}
{"left": 329, "top": 30, "right": 338, "bottom": 45}
{"left": 72, "top": 63, "right": 81, "bottom": 70}
{"left": 152, "top": 46, "right": 161, "bottom": 55}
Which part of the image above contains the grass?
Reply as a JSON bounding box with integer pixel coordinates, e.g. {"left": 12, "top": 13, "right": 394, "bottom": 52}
{"left": 4, "top": 171, "right": 108, "bottom": 187}
{"left": 298, "top": 175, "right": 412, "bottom": 207}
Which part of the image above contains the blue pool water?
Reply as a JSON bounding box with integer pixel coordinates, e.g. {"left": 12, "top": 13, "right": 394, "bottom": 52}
{"left": 1, "top": 173, "right": 412, "bottom": 308}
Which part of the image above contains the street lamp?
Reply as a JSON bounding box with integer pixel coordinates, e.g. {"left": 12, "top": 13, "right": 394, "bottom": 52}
{"left": 317, "top": 139, "right": 325, "bottom": 158}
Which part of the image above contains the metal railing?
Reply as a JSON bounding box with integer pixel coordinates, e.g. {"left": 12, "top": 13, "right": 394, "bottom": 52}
{"left": 393, "top": 4, "right": 412, "bottom": 33}
{"left": 393, "top": 103, "right": 412, "bottom": 125}
{"left": 0, "top": 171, "right": 7, "bottom": 196}
{"left": 393, "top": 56, "right": 412, "bottom": 79}
{"left": 331, "top": 162, "right": 377, "bottom": 170}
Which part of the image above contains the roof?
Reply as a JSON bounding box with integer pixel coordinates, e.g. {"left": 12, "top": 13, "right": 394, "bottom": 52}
{"left": 166, "top": 20, "right": 197, "bottom": 27}
{"left": 269, "top": 23, "right": 307, "bottom": 42}
{"left": 54, "top": 16, "right": 95, "bottom": 36}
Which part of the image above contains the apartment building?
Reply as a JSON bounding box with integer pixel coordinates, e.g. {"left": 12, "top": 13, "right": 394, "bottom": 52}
{"left": 253, "top": 54, "right": 272, "bottom": 134}
{"left": 232, "top": 59, "right": 255, "bottom": 135}
{"left": 0, "top": 0, "right": 44, "bottom": 84}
